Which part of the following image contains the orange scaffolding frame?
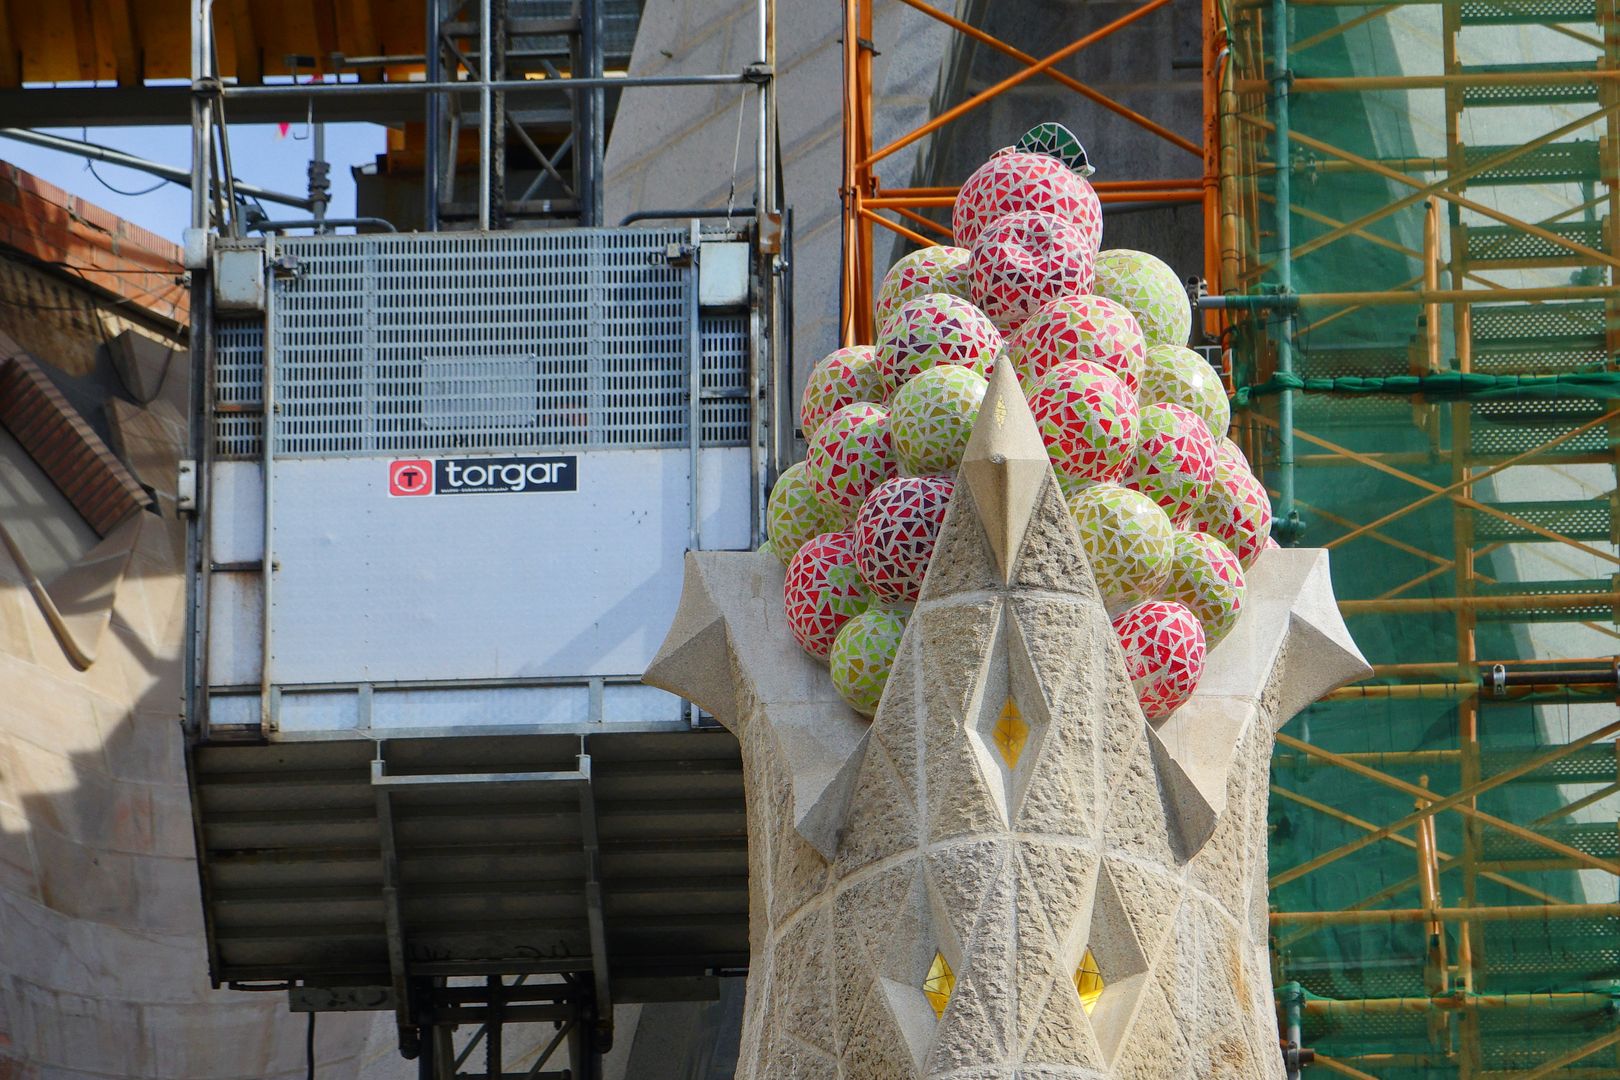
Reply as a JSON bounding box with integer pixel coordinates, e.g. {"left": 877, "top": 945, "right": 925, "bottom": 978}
{"left": 837, "top": 0, "right": 1217, "bottom": 347}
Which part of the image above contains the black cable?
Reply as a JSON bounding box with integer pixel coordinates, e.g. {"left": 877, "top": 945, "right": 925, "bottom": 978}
{"left": 306, "top": 1011, "right": 316, "bottom": 1080}
{"left": 80, "top": 127, "right": 168, "bottom": 197}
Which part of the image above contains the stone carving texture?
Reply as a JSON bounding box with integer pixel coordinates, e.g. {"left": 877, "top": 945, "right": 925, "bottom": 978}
{"left": 646, "top": 366, "right": 1369, "bottom": 1079}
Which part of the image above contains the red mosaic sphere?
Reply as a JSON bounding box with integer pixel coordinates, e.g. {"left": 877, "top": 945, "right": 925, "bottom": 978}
{"left": 969, "top": 211, "right": 1097, "bottom": 333}
{"left": 1112, "top": 600, "right": 1207, "bottom": 720}
{"left": 1005, "top": 294, "right": 1146, "bottom": 393}
{"left": 952, "top": 150, "right": 1102, "bottom": 251}
{"left": 1027, "top": 361, "right": 1139, "bottom": 484}
{"left": 784, "top": 530, "right": 871, "bottom": 660}
{"left": 874, "top": 293, "right": 1002, "bottom": 395}
{"left": 854, "top": 475, "right": 955, "bottom": 604}
{"left": 1126, "top": 403, "right": 1219, "bottom": 525}
{"left": 805, "top": 402, "right": 897, "bottom": 516}
{"left": 1185, "top": 457, "right": 1273, "bottom": 571}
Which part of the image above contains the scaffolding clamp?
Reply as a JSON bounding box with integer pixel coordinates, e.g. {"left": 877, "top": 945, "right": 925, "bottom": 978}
{"left": 1489, "top": 663, "right": 1508, "bottom": 699}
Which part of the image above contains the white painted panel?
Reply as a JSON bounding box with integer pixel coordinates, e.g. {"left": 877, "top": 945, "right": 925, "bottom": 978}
{"left": 264, "top": 447, "right": 750, "bottom": 689}
{"left": 209, "top": 461, "right": 264, "bottom": 564}
{"left": 371, "top": 685, "right": 591, "bottom": 728}
{"left": 207, "top": 571, "right": 262, "bottom": 687}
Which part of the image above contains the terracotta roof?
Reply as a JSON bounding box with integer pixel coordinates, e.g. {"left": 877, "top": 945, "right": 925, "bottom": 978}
{"left": 0, "top": 161, "right": 188, "bottom": 325}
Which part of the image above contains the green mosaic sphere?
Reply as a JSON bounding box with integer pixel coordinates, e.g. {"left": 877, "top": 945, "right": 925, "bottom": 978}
{"left": 1138, "top": 344, "right": 1230, "bottom": 440}
{"left": 1162, "top": 530, "right": 1246, "bottom": 647}
{"left": 830, "top": 605, "right": 909, "bottom": 717}
{"left": 875, "top": 246, "right": 974, "bottom": 329}
{"left": 1066, "top": 482, "right": 1175, "bottom": 604}
{"left": 767, "top": 460, "right": 844, "bottom": 567}
{"left": 1093, "top": 249, "right": 1193, "bottom": 350}
{"left": 801, "top": 345, "right": 886, "bottom": 437}
{"left": 757, "top": 538, "right": 776, "bottom": 558}
{"left": 889, "top": 365, "right": 988, "bottom": 476}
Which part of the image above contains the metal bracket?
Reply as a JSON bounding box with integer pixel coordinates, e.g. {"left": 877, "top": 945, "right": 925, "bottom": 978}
{"left": 1490, "top": 663, "right": 1508, "bottom": 699}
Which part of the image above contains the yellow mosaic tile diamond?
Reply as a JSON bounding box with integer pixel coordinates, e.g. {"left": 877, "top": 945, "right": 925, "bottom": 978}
{"left": 992, "top": 698, "right": 1029, "bottom": 768}
{"left": 1075, "top": 948, "right": 1105, "bottom": 1014}
{"left": 923, "top": 951, "right": 956, "bottom": 1018}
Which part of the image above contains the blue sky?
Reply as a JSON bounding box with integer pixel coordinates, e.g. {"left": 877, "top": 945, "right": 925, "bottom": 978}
{"left": 1, "top": 123, "right": 389, "bottom": 245}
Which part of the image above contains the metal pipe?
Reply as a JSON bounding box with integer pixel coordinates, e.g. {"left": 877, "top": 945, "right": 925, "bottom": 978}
{"left": 1297, "top": 993, "right": 1615, "bottom": 1014}
{"left": 259, "top": 234, "right": 277, "bottom": 731}
{"left": 618, "top": 208, "right": 757, "bottom": 226}
{"left": 1270, "top": 0, "right": 1298, "bottom": 543}
{"left": 479, "top": 0, "right": 492, "bottom": 229}
{"left": 0, "top": 127, "right": 315, "bottom": 211}
{"left": 687, "top": 221, "right": 702, "bottom": 553}
{"left": 1281, "top": 982, "right": 1303, "bottom": 1080}
{"left": 586, "top": 0, "right": 605, "bottom": 225}
{"left": 221, "top": 73, "right": 748, "bottom": 98}
{"left": 1338, "top": 592, "right": 1620, "bottom": 615}
{"left": 190, "top": 0, "right": 214, "bottom": 231}
{"left": 424, "top": 0, "right": 441, "bottom": 230}
{"left": 1273, "top": 902, "right": 1620, "bottom": 927}
{"left": 248, "top": 217, "right": 399, "bottom": 233}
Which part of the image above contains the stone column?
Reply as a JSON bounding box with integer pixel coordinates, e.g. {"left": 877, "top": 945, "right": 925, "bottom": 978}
{"left": 645, "top": 361, "right": 1369, "bottom": 1079}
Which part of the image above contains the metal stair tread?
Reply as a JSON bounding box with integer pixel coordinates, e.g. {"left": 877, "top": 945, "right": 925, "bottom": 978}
{"left": 1460, "top": 141, "right": 1602, "bottom": 187}
{"left": 1461, "top": 219, "right": 1610, "bottom": 268}
{"left": 1470, "top": 495, "right": 1613, "bottom": 544}
{"left": 1458, "top": 61, "right": 1606, "bottom": 107}
{"left": 1460, "top": 0, "right": 1598, "bottom": 25}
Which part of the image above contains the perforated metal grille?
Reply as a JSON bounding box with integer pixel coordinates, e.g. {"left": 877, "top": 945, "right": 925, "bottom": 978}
{"left": 215, "top": 319, "right": 265, "bottom": 457}
{"left": 1461, "top": 141, "right": 1601, "bottom": 187}
{"left": 211, "top": 231, "right": 750, "bottom": 458}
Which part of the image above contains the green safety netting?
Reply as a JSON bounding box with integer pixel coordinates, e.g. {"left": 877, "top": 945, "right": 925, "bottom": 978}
{"left": 1220, "top": 0, "right": 1620, "bottom": 1073}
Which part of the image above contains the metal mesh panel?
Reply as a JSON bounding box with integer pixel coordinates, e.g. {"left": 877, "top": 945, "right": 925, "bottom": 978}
{"left": 215, "top": 319, "right": 265, "bottom": 458}
{"left": 213, "top": 231, "right": 751, "bottom": 458}
{"left": 702, "top": 314, "right": 751, "bottom": 445}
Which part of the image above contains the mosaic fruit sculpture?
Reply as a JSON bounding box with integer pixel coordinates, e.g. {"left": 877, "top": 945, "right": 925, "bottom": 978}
{"left": 1112, "top": 599, "right": 1208, "bottom": 719}
{"left": 874, "top": 245, "right": 974, "bottom": 328}
{"left": 804, "top": 401, "right": 896, "bottom": 515}
{"left": 765, "top": 460, "right": 842, "bottom": 567}
{"left": 800, "top": 345, "right": 885, "bottom": 439}
{"left": 1028, "top": 361, "right": 1139, "bottom": 485}
{"left": 1138, "top": 343, "right": 1230, "bottom": 439}
{"left": 829, "top": 606, "right": 909, "bottom": 716}
{"left": 1093, "top": 248, "right": 1192, "bottom": 349}
{"left": 763, "top": 124, "right": 1272, "bottom": 717}
{"left": 854, "top": 476, "right": 955, "bottom": 605}
{"left": 1126, "top": 402, "right": 1218, "bottom": 525}
{"left": 953, "top": 148, "right": 1101, "bottom": 252}
{"left": 874, "top": 292, "right": 1001, "bottom": 394}
{"left": 889, "top": 364, "right": 987, "bottom": 476}
{"left": 1005, "top": 293, "right": 1145, "bottom": 391}
{"left": 969, "top": 210, "right": 1095, "bottom": 332}
{"left": 1161, "top": 529, "right": 1247, "bottom": 647}
{"left": 783, "top": 531, "right": 870, "bottom": 659}
{"left": 1065, "top": 482, "right": 1176, "bottom": 604}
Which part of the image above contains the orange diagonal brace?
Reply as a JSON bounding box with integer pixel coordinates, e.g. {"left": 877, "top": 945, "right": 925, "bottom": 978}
{"left": 859, "top": 207, "right": 933, "bottom": 247}
{"left": 891, "top": 0, "right": 1201, "bottom": 157}
{"left": 860, "top": 0, "right": 1175, "bottom": 169}
{"left": 1272, "top": 726, "right": 1620, "bottom": 888}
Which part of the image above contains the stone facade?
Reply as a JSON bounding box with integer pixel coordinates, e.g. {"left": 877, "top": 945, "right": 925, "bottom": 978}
{"left": 646, "top": 361, "right": 1369, "bottom": 1078}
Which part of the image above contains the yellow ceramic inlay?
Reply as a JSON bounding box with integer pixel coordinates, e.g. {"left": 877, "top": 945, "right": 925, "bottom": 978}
{"left": 994, "top": 394, "right": 1008, "bottom": 427}
{"left": 923, "top": 951, "right": 956, "bottom": 1018}
{"left": 1075, "top": 948, "right": 1105, "bottom": 1014}
{"left": 992, "top": 698, "right": 1028, "bottom": 768}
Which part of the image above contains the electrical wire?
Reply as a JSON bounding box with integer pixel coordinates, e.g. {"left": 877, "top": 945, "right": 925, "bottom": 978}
{"left": 80, "top": 128, "right": 168, "bottom": 197}
{"left": 306, "top": 1011, "right": 316, "bottom": 1080}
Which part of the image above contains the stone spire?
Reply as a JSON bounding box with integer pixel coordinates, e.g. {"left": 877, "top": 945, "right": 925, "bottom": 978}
{"left": 645, "top": 360, "right": 1370, "bottom": 1079}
